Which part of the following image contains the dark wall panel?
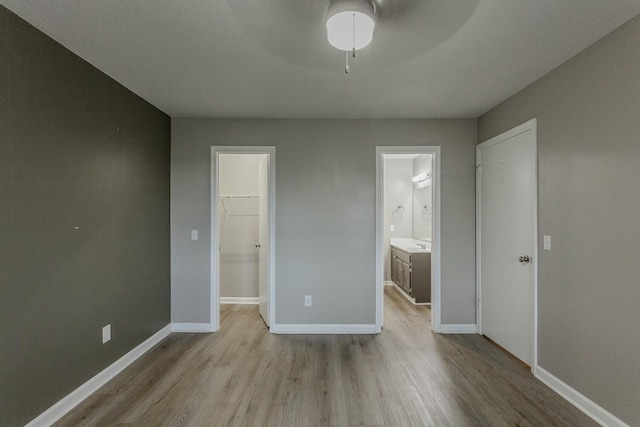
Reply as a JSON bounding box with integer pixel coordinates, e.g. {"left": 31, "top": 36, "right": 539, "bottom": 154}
{"left": 0, "top": 6, "right": 171, "bottom": 425}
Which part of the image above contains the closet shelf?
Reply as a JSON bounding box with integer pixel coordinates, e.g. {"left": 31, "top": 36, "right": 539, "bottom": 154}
{"left": 220, "top": 194, "right": 259, "bottom": 217}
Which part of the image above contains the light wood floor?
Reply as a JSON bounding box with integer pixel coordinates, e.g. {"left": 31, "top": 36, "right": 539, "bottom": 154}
{"left": 56, "top": 287, "right": 596, "bottom": 426}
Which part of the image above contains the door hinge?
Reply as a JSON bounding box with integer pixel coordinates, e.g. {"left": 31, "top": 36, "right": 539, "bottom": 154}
{"left": 476, "top": 164, "right": 482, "bottom": 175}
{"left": 478, "top": 298, "right": 482, "bottom": 308}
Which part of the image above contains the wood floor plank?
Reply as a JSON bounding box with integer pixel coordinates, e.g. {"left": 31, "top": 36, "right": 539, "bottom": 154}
{"left": 55, "top": 287, "right": 597, "bottom": 426}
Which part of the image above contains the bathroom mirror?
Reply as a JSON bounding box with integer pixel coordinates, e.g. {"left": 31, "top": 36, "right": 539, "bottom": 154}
{"left": 412, "top": 155, "right": 433, "bottom": 242}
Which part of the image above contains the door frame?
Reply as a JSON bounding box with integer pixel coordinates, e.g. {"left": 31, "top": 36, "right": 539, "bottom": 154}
{"left": 476, "top": 118, "right": 538, "bottom": 371}
{"left": 375, "top": 146, "right": 442, "bottom": 333}
{"left": 210, "top": 146, "right": 276, "bottom": 332}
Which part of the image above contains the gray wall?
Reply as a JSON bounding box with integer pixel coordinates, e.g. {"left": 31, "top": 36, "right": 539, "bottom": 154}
{"left": 1, "top": 7, "right": 171, "bottom": 426}
{"left": 171, "top": 119, "right": 476, "bottom": 325}
{"left": 479, "top": 14, "right": 640, "bottom": 426}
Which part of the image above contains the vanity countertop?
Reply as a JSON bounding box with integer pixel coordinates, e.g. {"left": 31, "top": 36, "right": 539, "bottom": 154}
{"left": 390, "top": 238, "right": 431, "bottom": 254}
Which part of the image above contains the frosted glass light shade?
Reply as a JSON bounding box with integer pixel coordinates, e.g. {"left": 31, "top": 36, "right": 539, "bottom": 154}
{"left": 326, "top": 0, "right": 376, "bottom": 51}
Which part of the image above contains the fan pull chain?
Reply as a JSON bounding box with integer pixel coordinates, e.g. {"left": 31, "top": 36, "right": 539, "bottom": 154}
{"left": 345, "top": 51, "right": 350, "bottom": 74}
{"left": 352, "top": 11, "right": 356, "bottom": 58}
{"left": 345, "top": 9, "right": 356, "bottom": 73}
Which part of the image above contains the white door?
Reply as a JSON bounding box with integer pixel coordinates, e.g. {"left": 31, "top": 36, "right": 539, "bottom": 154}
{"left": 478, "top": 122, "right": 536, "bottom": 365}
{"left": 258, "top": 157, "right": 269, "bottom": 326}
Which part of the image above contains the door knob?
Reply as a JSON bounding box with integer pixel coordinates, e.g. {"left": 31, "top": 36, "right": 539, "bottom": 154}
{"left": 519, "top": 255, "right": 531, "bottom": 263}
{"left": 255, "top": 243, "right": 261, "bottom": 248}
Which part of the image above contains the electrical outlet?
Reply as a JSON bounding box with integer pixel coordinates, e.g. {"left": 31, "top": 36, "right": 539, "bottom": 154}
{"left": 102, "top": 324, "right": 111, "bottom": 344}
{"left": 304, "top": 295, "right": 312, "bottom": 307}
{"left": 191, "top": 230, "right": 198, "bottom": 240}
{"left": 543, "top": 235, "right": 551, "bottom": 251}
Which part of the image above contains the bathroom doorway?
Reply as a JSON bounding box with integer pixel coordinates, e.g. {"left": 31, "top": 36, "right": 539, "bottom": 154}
{"left": 211, "top": 147, "right": 275, "bottom": 332}
{"left": 376, "top": 147, "right": 441, "bottom": 333}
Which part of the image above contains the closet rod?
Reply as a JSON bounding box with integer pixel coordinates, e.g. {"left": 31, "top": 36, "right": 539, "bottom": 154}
{"left": 220, "top": 194, "right": 259, "bottom": 199}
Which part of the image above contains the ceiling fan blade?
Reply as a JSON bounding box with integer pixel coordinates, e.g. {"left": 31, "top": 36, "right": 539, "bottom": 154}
{"left": 374, "top": 0, "right": 426, "bottom": 23}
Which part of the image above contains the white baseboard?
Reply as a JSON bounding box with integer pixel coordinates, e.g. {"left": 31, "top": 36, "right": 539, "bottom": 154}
{"left": 439, "top": 324, "right": 477, "bottom": 334}
{"left": 171, "top": 322, "right": 213, "bottom": 333}
{"left": 271, "top": 324, "right": 377, "bottom": 334}
{"left": 535, "top": 366, "right": 629, "bottom": 427}
{"left": 26, "top": 324, "right": 172, "bottom": 427}
{"left": 391, "top": 283, "right": 431, "bottom": 306}
{"left": 220, "top": 297, "right": 259, "bottom": 305}
{"left": 384, "top": 281, "right": 394, "bottom": 286}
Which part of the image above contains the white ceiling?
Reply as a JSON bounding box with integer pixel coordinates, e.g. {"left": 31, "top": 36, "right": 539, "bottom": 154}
{"left": 3, "top": 1, "right": 640, "bottom": 119}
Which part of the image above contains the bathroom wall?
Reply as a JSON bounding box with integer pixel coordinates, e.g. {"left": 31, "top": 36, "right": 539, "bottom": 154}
{"left": 383, "top": 159, "right": 414, "bottom": 281}
{"left": 219, "top": 154, "right": 265, "bottom": 298}
{"left": 413, "top": 155, "right": 433, "bottom": 241}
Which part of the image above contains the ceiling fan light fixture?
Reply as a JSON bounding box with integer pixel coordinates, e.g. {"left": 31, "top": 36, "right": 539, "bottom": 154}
{"left": 326, "top": 0, "right": 376, "bottom": 51}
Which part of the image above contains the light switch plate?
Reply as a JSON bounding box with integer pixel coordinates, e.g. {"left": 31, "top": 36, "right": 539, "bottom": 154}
{"left": 191, "top": 230, "right": 198, "bottom": 240}
{"left": 304, "top": 295, "right": 312, "bottom": 307}
{"left": 543, "top": 235, "right": 551, "bottom": 251}
{"left": 390, "top": 225, "right": 395, "bottom": 232}
{"left": 102, "top": 324, "right": 111, "bottom": 344}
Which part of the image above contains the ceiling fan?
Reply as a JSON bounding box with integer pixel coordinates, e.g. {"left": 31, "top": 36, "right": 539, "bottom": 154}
{"left": 226, "top": 0, "right": 475, "bottom": 72}
{"left": 325, "top": 0, "right": 420, "bottom": 73}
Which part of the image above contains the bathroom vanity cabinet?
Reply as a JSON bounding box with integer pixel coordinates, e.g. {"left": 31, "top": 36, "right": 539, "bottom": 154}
{"left": 390, "top": 246, "right": 431, "bottom": 304}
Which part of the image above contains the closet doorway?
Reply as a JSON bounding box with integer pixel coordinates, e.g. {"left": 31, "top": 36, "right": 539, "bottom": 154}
{"left": 211, "top": 147, "right": 275, "bottom": 331}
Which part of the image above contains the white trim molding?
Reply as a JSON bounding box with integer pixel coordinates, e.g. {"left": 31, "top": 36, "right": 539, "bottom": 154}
{"left": 391, "top": 283, "right": 430, "bottom": 306}
{"left": 271, "top": 324, "right": 377, "bottom": 334}
{"left": 535, "top": 367, "right": 629, "bottom": 427}
{"left": 376, "top": 146, "right": 442, "bottom": 333}
{"left": 220, "top": 297, "right": 259, "bottom": 305}
{"left": 171, "top": 323, "right": 213, "bottom": 333}
{"left": 25, "top": 324, "right": 172, "bottom": 427}
{"left": 439, "top": 324, "right": 477, "bottom": 334}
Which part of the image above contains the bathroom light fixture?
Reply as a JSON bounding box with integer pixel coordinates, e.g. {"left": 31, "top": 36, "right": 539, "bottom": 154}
{"left": 412, "top": 172, "right": 432, "bottom": 183}
{"left": 326, "top": 0, "right": 376, "bottom": 73}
